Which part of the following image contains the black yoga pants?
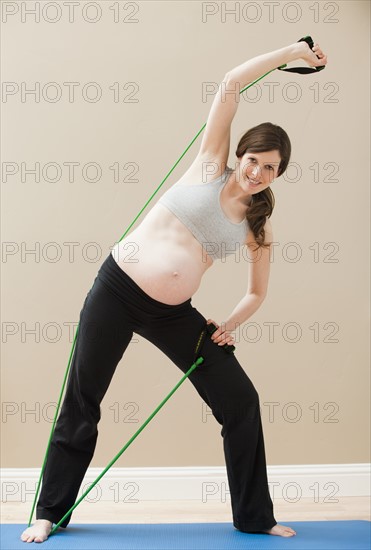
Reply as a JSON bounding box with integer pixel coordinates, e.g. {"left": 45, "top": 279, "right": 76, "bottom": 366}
{"left": 36, "top": 252, "right": 277, "bottom": 532}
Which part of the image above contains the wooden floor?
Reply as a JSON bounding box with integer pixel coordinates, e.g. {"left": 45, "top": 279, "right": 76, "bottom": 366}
{"left": 2, "top": 497, "right": 370, "bottom": 524}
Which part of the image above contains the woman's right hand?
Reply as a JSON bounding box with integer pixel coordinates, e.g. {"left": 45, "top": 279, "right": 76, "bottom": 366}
{"left": 297, "top": 40, "right": 328, "bottom": 68}
{"left": 207, "top": 319, "right": 236, "bottom": 347}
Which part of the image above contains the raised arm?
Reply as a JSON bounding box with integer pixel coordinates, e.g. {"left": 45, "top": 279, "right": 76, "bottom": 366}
{"left": 198, "top": 40, "right": 327, "bottom": 159}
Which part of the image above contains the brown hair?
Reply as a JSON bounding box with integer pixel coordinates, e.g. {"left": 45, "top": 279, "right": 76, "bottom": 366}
{"left": 235, "top": 122, "right": 291, "bottom": 250}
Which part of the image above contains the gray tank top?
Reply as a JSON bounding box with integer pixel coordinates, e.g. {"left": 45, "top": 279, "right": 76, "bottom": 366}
{"left": 157, "top": 166, "right": 250, "bottom": 261}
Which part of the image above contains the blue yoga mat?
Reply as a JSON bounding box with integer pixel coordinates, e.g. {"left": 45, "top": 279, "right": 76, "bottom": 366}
{"left": 2, "top": 521, "right": 370, "bottom": 549}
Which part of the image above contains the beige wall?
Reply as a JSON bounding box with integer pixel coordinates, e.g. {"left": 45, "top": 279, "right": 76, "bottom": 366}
{"left": 1, "top": 1, "right": 369, "bottom": 470}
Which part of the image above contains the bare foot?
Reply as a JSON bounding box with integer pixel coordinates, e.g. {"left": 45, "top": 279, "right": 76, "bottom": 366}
{"left": 263, "top": 523, "right": 297, "bottom": 537}
{"left": 20, "top": 519, "right": 53, "bottom": 543}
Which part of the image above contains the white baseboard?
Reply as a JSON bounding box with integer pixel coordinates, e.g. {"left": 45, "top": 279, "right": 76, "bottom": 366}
{"left": 1, "top": 464, "right": 369, "bottom": 504}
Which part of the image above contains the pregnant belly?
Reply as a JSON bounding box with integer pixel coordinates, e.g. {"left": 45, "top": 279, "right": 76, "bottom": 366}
{"left": 111, "top": 205, "right": 213, "bottom": 305}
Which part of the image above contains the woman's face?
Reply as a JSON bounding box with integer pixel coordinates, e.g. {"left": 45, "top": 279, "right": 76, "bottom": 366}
{"left": 237, "top": 149, "right": 282, "bottom": 194}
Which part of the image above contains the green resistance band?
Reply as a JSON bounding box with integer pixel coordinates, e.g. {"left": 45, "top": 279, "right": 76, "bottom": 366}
{"left": 28, "top": 34, "right": 325, "bottom": 535}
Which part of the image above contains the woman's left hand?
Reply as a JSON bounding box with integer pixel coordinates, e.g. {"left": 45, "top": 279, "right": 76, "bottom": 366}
{"left": 207, "top": 319, "right": 235, "bottom": 346}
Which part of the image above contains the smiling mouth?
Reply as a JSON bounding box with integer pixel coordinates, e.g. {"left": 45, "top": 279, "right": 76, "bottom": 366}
{"left": 247, "top": 176, "right": 260, "bottom": 186}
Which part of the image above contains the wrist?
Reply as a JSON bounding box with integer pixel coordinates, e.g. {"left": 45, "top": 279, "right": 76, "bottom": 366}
{"left": 223, "top": 320, "right": 241, "bottom": 333}
{"left": 270, "top": 42, "right": 306, "bottom": 70}
{"left": 291, "top": 40, "right": 307, "bottom": 61}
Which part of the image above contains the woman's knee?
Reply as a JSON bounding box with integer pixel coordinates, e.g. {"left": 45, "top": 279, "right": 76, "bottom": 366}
{"left": 210, "top": 380, "right": 260, "bottom": 424}
{"left": 54, "top": 399, "right": 99, "bottom": 450}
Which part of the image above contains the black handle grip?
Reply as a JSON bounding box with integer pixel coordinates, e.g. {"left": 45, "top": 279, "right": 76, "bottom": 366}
{"left": 206, "top": 322, "right": 235, "bottom": 354}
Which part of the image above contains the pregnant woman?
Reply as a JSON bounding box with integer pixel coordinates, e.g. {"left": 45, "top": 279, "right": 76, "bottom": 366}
{"left": 21, "top": 39, "right": 327, "bottom": 543}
